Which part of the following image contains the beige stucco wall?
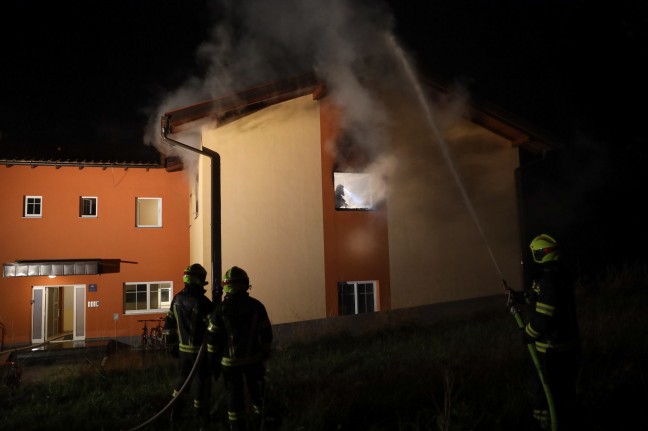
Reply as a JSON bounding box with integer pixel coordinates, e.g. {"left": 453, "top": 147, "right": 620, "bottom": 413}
{"left": 191, "top": 161, "right": 211, "bottom": 285}
{"left": 197, "top": 95, "right": 326, "bottom": 324}
{"left": 387, "top": 111, "right": 523, "bottom": 309}
{"left": 189, "top": 85, "right": 523, "bottom": 323}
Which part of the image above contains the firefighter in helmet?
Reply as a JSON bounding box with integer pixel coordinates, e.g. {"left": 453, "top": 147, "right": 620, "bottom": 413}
{"left": 522, "top": 234, "right": 581, "bottom": 430}
{"left": 207, "top": 266, "right": 273, "bottom": 431}
{"left": 163, "top": 263, "right": 214, "bottom": 428}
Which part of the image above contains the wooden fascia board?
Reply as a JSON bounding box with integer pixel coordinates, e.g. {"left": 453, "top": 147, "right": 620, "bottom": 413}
{"left": 165, "top": 73, "right": 322, "bottom": 133}
{"left": 421, "top": 76, "right": 558, "bottom": 153}
{"left": 470, "top": 108, "right": 531, "bottom": 147}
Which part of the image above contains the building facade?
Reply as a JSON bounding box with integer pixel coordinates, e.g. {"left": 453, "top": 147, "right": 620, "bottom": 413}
{"left": 0, "top": 158, "right": 189, "bottom": 348}
{"left": 161, "top": 74, "right": 555, "bottom": 326}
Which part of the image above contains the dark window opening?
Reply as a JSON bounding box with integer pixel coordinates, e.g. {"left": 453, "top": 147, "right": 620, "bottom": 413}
{"left": 338, "top": 281, "right": 376, "bottom": 315}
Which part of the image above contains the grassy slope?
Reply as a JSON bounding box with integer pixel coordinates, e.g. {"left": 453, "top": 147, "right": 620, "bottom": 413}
{"left": 1, "top": 274, "right": 646, "bottom": 431}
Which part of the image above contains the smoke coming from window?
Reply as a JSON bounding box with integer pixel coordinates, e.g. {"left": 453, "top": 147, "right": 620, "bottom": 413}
{"left": 145, "top": 0, "right": 468, "bottom": 188}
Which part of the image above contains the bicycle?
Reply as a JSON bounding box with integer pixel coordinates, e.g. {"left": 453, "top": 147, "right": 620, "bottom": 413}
{"left": 149, "top": 317, "right": 165, "bottom": 348}
{"left": 138, "top": 319, "right": 150, "bottom": 349}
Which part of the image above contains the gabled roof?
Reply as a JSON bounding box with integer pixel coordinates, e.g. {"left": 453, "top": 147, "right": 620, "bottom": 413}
{"left": 422, "top": 77, "right": 560, "bottom": 153}
{"left": 164, "top": 72, "right": 558, "bottom": 154}
{"left": 164, "top": 72, "right": 324, "bottom": 134}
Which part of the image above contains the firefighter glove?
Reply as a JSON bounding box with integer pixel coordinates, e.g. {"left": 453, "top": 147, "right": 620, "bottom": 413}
{"left": 509, "top": 289, "right": 527, "bottom": 305}
{"left": 169, "top": 342, "right": 179, "bottom": 358}
{"left": 521, "top": 329, "right": 535, "bottom": 345}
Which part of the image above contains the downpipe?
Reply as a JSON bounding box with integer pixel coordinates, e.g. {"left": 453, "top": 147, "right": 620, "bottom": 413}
{"left": 123, "top": 116, "right": 223, "bottom": 430}
{"left": 160, "top": 114, "right": 222, "bottom": 298}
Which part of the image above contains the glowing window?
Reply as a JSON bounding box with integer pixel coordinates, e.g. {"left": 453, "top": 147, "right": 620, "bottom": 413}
{"left": 334, "top": 172, "right": 375, "bottom": 210}
{"left": 136, "top": 197, "right": 162, "bottom": 227}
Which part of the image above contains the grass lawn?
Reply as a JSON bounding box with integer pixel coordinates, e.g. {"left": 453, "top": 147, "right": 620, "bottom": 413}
{"left": 1, "top": 265, "right": 647, "bottom": 430}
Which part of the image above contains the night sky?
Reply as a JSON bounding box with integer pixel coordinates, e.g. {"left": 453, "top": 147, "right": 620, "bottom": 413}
{"left": 1, "top": 0, "right": 646, "bottom": 272}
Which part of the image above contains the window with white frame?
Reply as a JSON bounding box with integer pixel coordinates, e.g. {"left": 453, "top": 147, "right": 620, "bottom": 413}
{"left": 136, "top": 197, "right": 162, "bottom": 227}
{"left": 80, "top": 196, "right": 98, "bottom": 217}
{"left": 24, "top": 196, "right": 43, "bottom": 218}
{"left": 338, "top": 280, "right": 377, "bottom": 315}
{"left": 124, "top": 281, "right": 172, "bottom": 313}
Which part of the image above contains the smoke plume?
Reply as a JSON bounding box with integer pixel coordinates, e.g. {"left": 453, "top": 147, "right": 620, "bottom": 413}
{"left": 145, "top": 0, "right": 467, "bottom": 183}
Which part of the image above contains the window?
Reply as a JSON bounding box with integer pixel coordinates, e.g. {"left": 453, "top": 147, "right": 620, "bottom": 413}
{"left": 136, "top": 197, "right": 162, "bottom": 227}
{"left": 80, "top": 196, "right": 98, "bottom": 217}
{"left": 124, "top": 282, "right": 172, "bottom": 313}
{"left": 338, "top": 280, "right": 377, "bottom": 315}
{"left": 334, "top": 172, "right": 375, "bottom": 210}
{"left": 24, "top": 196, "right": 43, "bottom": 218}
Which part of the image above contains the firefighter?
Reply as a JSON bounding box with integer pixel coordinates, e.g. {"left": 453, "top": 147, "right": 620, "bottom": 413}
{"left": 335, "top": 184, "right": 348, "bottom": 208}
{"left": 522, "top": 234, "right": 581, "bottom": 430}
{"left": 163, "top": 263, "right": 214, "bottom": 428}
{"left": 207, "top": 266, "right": 273, "bottom": 431}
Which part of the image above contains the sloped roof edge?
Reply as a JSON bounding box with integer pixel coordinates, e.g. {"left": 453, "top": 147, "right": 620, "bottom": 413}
{"left": 164, "top": 71, "right": 323, "bottom": 134}
{"left": 422, "top": 76, "right": 561, "bottom": 153}
{"left": 164, "top": 71, "right": 559, "bottom": 154}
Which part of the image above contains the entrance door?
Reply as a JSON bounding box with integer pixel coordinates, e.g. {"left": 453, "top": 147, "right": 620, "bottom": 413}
{"left": 32, "top": 284, "right": 86, "bottom": 344}
{"left": 47, "top": 286, "right": 60, "bottom": 339}
{"left": 31, "top": 287, "right": 45, "bottom": 344}
{"left": 73, "top": 285, "right": 86, "bottom": 341}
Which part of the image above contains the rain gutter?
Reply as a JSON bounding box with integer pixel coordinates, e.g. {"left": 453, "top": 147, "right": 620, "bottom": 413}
{"left": 161, "top": 115, "right": 221, "bottom": 298}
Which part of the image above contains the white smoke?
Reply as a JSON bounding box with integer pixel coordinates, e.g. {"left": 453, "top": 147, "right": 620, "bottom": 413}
{"left": 147, "top": 2, "right": 392, "bottom": 156}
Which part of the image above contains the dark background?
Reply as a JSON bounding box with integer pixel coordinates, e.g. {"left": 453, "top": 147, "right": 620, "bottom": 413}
{"left": 1, "top": 0, "right": 646, "bottom": 276}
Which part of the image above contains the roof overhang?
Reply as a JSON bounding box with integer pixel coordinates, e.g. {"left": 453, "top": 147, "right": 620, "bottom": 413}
{"left": 164, "top": 71, "right": 323, "bottom": 134}
{"left": 2, "top": 259, "right": 124, "bottom": 278}
{"left": 422, "top": 76, "right": 561, "bottom": 153}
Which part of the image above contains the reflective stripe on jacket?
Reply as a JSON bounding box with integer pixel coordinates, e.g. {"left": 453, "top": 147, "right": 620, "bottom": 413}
{"left": 164, "top": 284, "right": 213, "bottom": 354}
{"left": 525, "top": 262, "right": 580, "bottom": 352}
{"left": 207, "top": 291, "right": 273, "bottom": 367}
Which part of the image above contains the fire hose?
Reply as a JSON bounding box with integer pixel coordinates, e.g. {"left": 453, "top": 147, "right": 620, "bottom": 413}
{"left": 503, "top": 279, "right": 557, "bottom": 431}
{"left": 128, "top": 341, "right": 206, "bottom": 431}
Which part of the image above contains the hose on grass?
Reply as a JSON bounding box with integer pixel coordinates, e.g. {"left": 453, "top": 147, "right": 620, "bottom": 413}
{"left": 128, "top": 341, "right": 206, "bottom": 431}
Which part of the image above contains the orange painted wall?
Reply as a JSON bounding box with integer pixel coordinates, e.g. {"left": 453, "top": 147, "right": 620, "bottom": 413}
{"left": 319, "top": 99, "right": 391, "bottom": 316}
{"left": 0, "top": 165, "right": 189, "bottom": 347}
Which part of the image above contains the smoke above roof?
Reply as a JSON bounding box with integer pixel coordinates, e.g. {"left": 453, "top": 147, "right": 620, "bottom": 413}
{"left": 145, "top": 0, "right": 464, "bottom": 167}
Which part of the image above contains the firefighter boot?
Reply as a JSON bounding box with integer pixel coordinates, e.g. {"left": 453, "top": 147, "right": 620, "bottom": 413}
{"left": 532, "top": 408, "right": 550, "bottom": 430}
{"left": 170, "top": 399, "right": 185, "bottom": 425}
{"left": 250, "top": 403, "right": 262, "bottom": 430}
{"left": 194, "top": 406, "right": 210, "bottom": 431}
{"left": 229, "top": 420, "right": 248, "bottom": 431}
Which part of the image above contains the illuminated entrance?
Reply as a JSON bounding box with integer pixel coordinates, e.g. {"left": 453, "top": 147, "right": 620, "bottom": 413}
{"left": 31, "top": 284, "right": 86, "bottom": 344}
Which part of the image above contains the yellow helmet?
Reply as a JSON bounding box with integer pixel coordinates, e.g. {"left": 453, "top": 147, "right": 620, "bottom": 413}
{"left": 221, "top": 266, "right": 250, "bottom": 294}
{"left": 183, "top": 263, "right": 208, "bottom": 286}
{"left": 529, "top": 234, "right": 560, "bottom": 264}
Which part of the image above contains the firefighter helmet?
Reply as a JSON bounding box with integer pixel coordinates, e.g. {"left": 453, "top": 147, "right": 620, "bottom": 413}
{"left": 529, "top": 234, "right": 560, "bottom": 264}
{"left": 183, "top": 263, "right": 208, "bottom": 286}
{"left": 221, "top": 266, "right": 250, "bottom": 294}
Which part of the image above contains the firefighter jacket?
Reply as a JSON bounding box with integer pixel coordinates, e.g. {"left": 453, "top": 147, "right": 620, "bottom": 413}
{"left": 524, "top": 261, "right": 581, "bottom": 353}
{"left": 163, "top": 283, "right": 213, "bottom": 354}
{"left": 207, "top": 291, "right": 273, "bottom": 367}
